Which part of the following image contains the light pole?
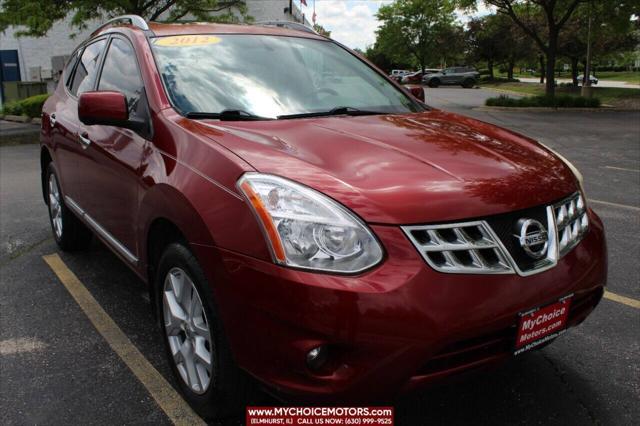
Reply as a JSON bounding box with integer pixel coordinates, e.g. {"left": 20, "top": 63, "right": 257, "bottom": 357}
{"left": 581, "top": 0, "right": 593, "bottom": 97}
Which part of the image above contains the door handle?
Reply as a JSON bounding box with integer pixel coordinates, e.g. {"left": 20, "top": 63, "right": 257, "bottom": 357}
{"left": 78, "top": 132, "right": 91, "bottom": 149}
{"left": 50, "top": 113, "right": 56, "bottom": 128}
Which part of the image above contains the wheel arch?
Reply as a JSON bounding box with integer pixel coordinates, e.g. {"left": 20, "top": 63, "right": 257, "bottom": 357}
{"left": 139, "top": 183, "right": 216, "bottom": 282}
{"left": 40, "top": 146, "right": 53, "bottom": 203}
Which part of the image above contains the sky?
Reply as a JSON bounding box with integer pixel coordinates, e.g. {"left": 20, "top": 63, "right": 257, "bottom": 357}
{"left": 297, "top": 0, "right": 494, "bottom": 51}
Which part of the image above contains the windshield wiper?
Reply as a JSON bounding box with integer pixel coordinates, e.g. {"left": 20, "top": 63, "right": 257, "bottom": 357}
{"left": 277, "top": 106, "right": 385, "bottom": 120}
{"left": 185, "top": 110, "right": 274, "bottom": 121}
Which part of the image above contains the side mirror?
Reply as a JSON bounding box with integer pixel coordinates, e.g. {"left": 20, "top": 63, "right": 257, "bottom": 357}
{"left": 405, "top": 84, "right": 425, "bottom": 102}
{"left": 78, "top": 91, "right": 129, "bottom": 127}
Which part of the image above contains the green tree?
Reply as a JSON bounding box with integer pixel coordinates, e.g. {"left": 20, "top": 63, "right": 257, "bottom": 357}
{"left": 0, "top": 0, "right": 250, "bottom": 37}
{"left": 467, "top": 17, "right": 501, "bottom": 79}
{"left": 461, "top": 0, "right": 591, "bottom": 96}
{"left": 559, "top": 1, "right": 638, "bottom": 85}
{"left": 467, "top": 13, "right": 533, "bottom": 80}
{"left": 375, "top": 0, "right": 459, "bottom": 73}
{"left": 364, "top": 43, "right": 413, "bottom": 73}
{"left": 313, "top": 23, "right": 331, "bottom": 37}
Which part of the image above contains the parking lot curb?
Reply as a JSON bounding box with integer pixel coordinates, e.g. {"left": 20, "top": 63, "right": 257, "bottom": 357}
{"left": 3, "top": 114, "right": 33, "bottom": 123}
{"left": 474, "top": 106, "right": 639, "bottom": 112}
{"left": 481, "top": 87, "right": 530, "bottom": 97}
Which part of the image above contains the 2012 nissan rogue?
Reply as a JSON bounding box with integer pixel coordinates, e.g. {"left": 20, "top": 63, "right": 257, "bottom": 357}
{"left": 40, "top": 16, "right": 607, "bottom": 420}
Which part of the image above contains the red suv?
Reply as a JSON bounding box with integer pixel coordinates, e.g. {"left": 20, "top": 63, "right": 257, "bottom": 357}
{"left": 40, "top": 16, "right": 607, "bottom": 419}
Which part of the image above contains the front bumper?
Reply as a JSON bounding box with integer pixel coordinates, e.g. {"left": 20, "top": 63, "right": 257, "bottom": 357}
{"left": 192, "top": 209, "right": 607, "bottom": 402}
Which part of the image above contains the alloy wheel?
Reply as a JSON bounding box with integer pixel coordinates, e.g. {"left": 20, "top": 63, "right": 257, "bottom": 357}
{"left": 163, "top": 267, "right": 214, "bottom": 394}
{"left": 48, "top": 173, "right": 63, "bottom": 239}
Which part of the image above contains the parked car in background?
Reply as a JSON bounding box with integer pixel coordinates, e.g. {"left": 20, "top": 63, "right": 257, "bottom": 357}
{"left": 423, "top": 67, "right": 480, "bottom": 88}
{"left": 401, "top": 69, "right": 441, "bottom": 84}
{"left": 40, "top": 16, "right": 606, "bottom": 421}
{"left": 389, "top": 69, "right": 412, "bottom": 82}
{"left": 577, "top": 74, "right": 598, "bottom": 85}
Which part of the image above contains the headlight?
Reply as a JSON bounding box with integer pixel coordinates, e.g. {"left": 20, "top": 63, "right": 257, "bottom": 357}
{"left": 238, "top": 173, "right": 383, "bottom": 274}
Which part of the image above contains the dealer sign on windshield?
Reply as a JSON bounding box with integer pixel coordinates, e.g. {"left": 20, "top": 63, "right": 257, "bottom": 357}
{"left": 514, "top": 295, "right": 572, "bottom": 355}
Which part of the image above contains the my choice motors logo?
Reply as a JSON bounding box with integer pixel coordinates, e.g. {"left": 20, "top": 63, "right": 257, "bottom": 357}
{"left": 522, "top": 306, "right": 567, "bottom": 331}
{"left": 515, "top": 297, "right": 572, "bottom": 351}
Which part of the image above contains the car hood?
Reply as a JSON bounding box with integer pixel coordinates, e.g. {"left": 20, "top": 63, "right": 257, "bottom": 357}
{"left": 192, "top": 110, "right": 577, "bottom": 224}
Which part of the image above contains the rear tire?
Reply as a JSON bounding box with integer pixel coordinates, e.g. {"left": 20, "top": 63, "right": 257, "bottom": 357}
{"left": 462, "top": 78, "right": 475, "bottom": 88}
{"left": 428, "top": 78, "right": 440, "bottom": 88}
{"left": 155, "top": 242, "right": 252, "bottom": 420}
{"left": 45, "top": 163, "right": 92, "bottom": 251}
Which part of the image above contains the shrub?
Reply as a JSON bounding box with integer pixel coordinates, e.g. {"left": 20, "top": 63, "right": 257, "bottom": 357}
{"left": 2, "top": 93, "right": 50, "bottom": 118}
{"left": 480, "top": 76, "right": 521, "bottom": 83}
{"left": 21, "top": 94, "right": 50, "bottom": 118}
{"left": 486, "top": 94, "right": 601, "bottom": 108}
{"left": 595, "top": 66, "right": 627, "bottom": 72}
{"left": 2, "top": 101, "right": 21, "bottom": 115}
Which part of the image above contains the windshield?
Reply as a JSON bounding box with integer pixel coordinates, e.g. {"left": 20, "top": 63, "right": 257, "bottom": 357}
{"left": 151, "top": 34, "right": 421, "bottom": 119}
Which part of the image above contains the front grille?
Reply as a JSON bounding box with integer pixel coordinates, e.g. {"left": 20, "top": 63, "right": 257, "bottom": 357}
{"left": 403, "top": 192, "right": 588, "bottom": 276}
{"left": 403, "top": 221, "right": 513, "bottom": 274}
{"left": 555, "top": 193, "right": 589, "bottom": 257}
{"left": 485, "top": 204, "right": 554, "bottom": 273}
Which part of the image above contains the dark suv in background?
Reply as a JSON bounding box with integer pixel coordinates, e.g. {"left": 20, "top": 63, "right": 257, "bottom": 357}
{"left": 422, "top": 66, "right": 480, "bottom": 88}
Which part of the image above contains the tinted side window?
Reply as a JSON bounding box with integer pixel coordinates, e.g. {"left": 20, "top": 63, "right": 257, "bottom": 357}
{"left": 98, "top": 38, "right": 145, "bottom": 118}
{"left": 70, "top": 39, "right": 107, "bottom": 96}
{"left": 63, "top": 50, "right": 80, "bottom": 88}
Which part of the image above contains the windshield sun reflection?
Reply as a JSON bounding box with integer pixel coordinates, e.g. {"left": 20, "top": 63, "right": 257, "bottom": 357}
{"left": 151, "top": 34, "right": 422, "bottom": 119}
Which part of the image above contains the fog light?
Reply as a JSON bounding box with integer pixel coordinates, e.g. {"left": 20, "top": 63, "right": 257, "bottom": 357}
{"left": 306, "top": 345, "right": 328, "bottom": 370}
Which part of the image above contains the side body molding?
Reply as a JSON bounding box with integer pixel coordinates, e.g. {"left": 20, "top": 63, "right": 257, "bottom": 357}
{"left": 65, "top": 195, "right": 138, "bottom": 264}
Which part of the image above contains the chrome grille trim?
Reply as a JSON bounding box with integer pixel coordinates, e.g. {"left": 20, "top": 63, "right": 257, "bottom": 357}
{"left": 402, "top": 221, "right": 514, "bottom": 274}
{"left": 555, "top": 192, "right": 589, "bottom": 257}
{"left": 403, "top": 193, "right": 588, "bottom": 276}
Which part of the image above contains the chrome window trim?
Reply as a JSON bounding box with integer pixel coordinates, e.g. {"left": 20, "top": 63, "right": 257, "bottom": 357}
{"left": 65, "top": 196, "right": 138, "bottom": 264}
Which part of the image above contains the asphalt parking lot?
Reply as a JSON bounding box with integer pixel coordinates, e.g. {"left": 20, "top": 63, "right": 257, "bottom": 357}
{"left": 1, "top": 88, "right": 638, "bottom": 425}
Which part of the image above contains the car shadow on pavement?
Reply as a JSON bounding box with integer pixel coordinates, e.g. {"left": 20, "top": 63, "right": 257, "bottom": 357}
{"left": 395, "top": 353, "right": 603, "bottom": 425}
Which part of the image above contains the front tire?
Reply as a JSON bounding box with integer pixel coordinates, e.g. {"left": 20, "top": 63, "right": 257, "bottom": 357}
{"left": 155, "top": 243, "right": 251, "bottom": 420}
{"left": 45, "top": 163, "right": 92, "bottom": 251}
{"left": 428, "top": 78, "right": 440, "bottom": 88}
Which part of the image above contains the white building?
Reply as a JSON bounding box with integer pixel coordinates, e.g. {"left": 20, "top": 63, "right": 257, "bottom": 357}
{"left": 0, "top": 0, "right": 311, "bottom": 105}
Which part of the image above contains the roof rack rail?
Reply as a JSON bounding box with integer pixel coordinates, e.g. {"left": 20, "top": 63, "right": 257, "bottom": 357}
{"left": 91, "top": 15, "right": 150, "bottom": 37}
{"left": 256, "top": 21, "right": 317, "bottom": 35}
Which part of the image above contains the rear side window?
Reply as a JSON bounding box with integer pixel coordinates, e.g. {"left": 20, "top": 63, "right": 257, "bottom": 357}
{"left": 98, "top": 38, "right": 144, "bottom": 118}
{"left": 63, "top": 50, "right": 81, "bottom": 88}
{"left": 69, "top": 38, "right": 107, "bottom": 96}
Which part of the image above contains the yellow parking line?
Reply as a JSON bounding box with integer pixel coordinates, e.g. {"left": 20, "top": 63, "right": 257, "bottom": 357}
{"left": 43, "top": 254, "right": 205, "bottom": 426}
{"left": 603, "top": 290, "right": 640, "bottom": 309}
